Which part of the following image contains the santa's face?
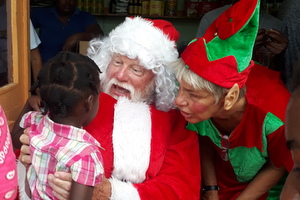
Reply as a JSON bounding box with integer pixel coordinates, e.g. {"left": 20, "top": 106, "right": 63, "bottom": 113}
{"left": 101, "top": 54, "right": 156, "bottom": 103}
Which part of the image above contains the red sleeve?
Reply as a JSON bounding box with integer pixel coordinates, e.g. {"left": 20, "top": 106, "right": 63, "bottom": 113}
{"left": 135, "top": 111, "right": 201, "bottom": 200}
{"left": 267, "top": 126, "right": 293, "bottom": 172}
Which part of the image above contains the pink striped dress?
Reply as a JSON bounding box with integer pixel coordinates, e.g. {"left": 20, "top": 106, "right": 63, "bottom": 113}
{"left": 20, "top": 111, "right": 104, "bottom": 200}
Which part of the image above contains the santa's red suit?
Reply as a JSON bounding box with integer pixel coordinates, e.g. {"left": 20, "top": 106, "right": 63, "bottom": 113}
{"left": 85, "top": 93, "right": 201, "bottom": 200}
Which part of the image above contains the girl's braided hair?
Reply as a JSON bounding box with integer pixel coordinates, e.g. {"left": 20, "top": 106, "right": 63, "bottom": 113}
{"left": 31, "top": 51, "right": 101, "bottom": 118}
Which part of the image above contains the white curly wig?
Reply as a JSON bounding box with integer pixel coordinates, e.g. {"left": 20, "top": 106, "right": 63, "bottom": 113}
{"left": 87, "top": 17, "right": 179, "bottom": 112}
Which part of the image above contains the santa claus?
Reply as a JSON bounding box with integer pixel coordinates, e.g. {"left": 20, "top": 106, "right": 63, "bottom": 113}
{"left": 17, "top": 17, "right": 201, "bottom": 200}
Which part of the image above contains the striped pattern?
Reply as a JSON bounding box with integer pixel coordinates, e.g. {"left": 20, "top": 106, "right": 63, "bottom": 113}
{"left": 20, "top": 111, "right": 104, "bottom": 200}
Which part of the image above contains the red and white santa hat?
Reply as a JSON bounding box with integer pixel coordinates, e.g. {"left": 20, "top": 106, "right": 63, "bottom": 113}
{"left": 95, "top": 17, "right": 180, "bottom": 72}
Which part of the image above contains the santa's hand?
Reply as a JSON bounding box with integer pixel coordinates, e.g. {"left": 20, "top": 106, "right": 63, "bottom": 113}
{"left": 48, "top": 172, "right": 72, "bottom": 200}
{"left": 19, "top": 128, "right": 31, "bottom": 167}
{"left": 92, "top": 177, "right": 112, "bottom": 200}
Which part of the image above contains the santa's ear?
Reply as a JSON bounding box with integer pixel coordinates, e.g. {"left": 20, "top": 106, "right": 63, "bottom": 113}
{"left": 224, "top": 83, "right": 240, "bottom": 110}
{"left": 85, "top": 95, "right": 93, "bottom": 112}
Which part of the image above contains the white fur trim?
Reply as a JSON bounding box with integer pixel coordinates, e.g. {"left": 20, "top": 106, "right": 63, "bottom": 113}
{"left": 112, "top": 97, "right": 151, "bottom": 183}
{"left": 108, "top": 17, "right": 179, "bottom": 70}
{"left": 17, "top": 160, "right": 31, "bottom": 200}
{"left": 109, "top": 177, "right": 140, "bottom": 200}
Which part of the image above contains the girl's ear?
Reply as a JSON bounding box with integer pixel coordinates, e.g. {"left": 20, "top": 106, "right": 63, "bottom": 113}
{"left": 224, "top": 83, "right": 240, "bottom": 110}
{"left": 85, "top": 95, "right": 93, "bottom": 112}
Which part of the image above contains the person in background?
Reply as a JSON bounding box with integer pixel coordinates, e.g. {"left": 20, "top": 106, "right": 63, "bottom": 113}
{"left": 16, "top": 51, "right": 104, "bottom": 200}
{"left": 14, "top": 17, "right": 201, "bottom": 200}
{"left": 30, "top": 20, "right": 42, "bottom": 83}
{"left": 0, "top": 105, "right": 18, "bottom": 200}
{"left": 31, "top": 0, "right": 104, "bottom": 64}
{"left": 171, "top": 0, "right": 293, "bottom": 199}
{"left": 196, "top": 0, "right": 288, "bottom": 71}
{"left": 280, "top": 55, "right": 300, "bottom": 200}
{"left": 277, "top": 0, "right": 300, "bottom": 92}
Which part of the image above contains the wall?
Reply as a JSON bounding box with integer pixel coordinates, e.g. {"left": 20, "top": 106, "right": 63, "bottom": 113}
{"left": 97, "top": 0, "right": 201, "bottom": 45}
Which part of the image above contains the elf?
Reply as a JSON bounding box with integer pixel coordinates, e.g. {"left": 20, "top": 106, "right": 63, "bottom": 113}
{"left": 170, "top": 0, "right": 293, "bottom": 199}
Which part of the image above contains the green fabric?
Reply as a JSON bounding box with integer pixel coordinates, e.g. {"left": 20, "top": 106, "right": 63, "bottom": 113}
{"left": 263, "top": 112, "right": 284, "bottom": 136}
{"left": 205, "top": 5, "right": 260, "bottom": 72}
{"left": 188, "top": 38, "right": 197, "bottom": 46}
{"left": 230, "top": 146, "right": 267, "bottom": 182}
{"left": 187, "top": 120, "right": 221, "bottom": 147}
{"left": 187, "top": 112, "right": 284, "bottom": 183}
{"left": 188, "top": 120, "right": 268, "bottom": 182}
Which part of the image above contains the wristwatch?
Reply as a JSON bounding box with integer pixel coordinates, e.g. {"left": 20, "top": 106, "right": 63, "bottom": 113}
{"left": 202, "top": 185, "right": 219, "bottom": 193}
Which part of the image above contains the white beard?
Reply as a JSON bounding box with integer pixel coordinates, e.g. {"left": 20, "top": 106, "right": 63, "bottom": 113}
{"left": 101, "top": 74, "right": 155, "bottom": 105}
{"left": 112, "top": 97, "right": 152, "bottom": 183}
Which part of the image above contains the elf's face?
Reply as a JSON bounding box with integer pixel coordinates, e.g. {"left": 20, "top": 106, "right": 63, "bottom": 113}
{"left": 175, "top": 79, "right": 223, "bottom": 124}
{"left": 101, "top": 54, "right": 155, "bottom": 103}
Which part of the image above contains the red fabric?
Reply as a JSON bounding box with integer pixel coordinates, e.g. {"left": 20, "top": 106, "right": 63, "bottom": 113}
{"left": 246, "top": 64, "right": 290, "bottom": 121}
{"left": 182, "top": 0, "right": 259, "bottom": 89}
{"left": 214, "top": 64, "right": 292, "bottom": 199}
{"left": 84, "top": 93, "right": 115, "bottom": 178}
{"left": 151, "top": 19, "right": 180, "bottom": 43}
{"left": 246, "top": 64, "right": 293, "bottom": 171}
{"left": 267, "top": 126, "right": 294, "bottom": 172}
{"left": 181, "top": 38, "right": 254, "bottom": 89}
{"left": 204, "top": 0, "right": 259, "bottom": 41}
{"left": 85, "top": 93, "right": 201, "bottom": 200}
{"left": 129, "top": 17, "right": 180, "bottom": 43}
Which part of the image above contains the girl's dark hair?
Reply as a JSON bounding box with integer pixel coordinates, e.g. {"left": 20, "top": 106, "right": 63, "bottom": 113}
{"left": 31, "top": 51, "right": 101, "bottom": 118}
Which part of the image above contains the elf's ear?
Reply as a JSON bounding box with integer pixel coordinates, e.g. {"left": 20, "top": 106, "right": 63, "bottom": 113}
{"left": 85, "top": 95, "right": 93, "bottom": 112}
{"left": 224, "top": 83, "right": 240, "bottom": 110}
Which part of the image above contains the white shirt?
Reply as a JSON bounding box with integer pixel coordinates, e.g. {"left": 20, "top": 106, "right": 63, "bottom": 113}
{"left": 30, "top": 20, "right": 41, "bottom": 50}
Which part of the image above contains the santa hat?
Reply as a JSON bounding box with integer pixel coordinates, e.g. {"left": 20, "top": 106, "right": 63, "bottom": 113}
{"left": 105, "top": 17, "right": 180, "bottom": 71}
{"left": 181, "top": 0, "right": 260, "bottom": 89}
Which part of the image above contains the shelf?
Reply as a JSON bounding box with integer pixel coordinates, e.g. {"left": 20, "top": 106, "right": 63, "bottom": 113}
{"left": 91, "top": 13, "right": 202, "bottom": 20}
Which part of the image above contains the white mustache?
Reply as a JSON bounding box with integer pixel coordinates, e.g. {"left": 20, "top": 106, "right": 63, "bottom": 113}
{"left": 112, "top": 79, "right": 135, "bottom": 94}
{"left": 101, "top": 75, "right": 155, "bottom": 104}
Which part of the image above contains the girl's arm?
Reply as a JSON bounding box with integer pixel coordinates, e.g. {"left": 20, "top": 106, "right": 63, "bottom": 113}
{"left": 200, "top": 137, "right": 219, "bottom": 200}
{"left": 236, "top": 160, "right": 286, "bottom": 200}
{"left": 69, "top": 181, "right": 94, "bottom": 200}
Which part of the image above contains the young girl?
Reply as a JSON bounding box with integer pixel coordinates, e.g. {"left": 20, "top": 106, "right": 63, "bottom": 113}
{"left": 19, "top": 51, "right": 104, "bottom": 200}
